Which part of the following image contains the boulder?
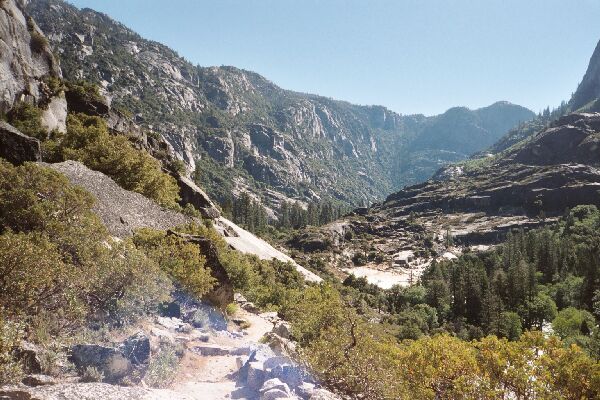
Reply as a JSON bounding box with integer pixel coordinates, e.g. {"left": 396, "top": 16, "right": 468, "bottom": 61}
{"left": 260, "top": 379, "right": 293, "bottom": 400}
{"left": 21, "top": 374, "right": 57, "bottom": 387}
{"left": 69, "top": 344, "right": 132, "bottom": 383}
{"left": 156, "top": 316, "right": 185, "bottom": 331}
{"left": 269, "top": 364, "right": 305, "bottom": 389}
{"left": 192, "top": 344, "right": 231, "bottom": 356}
{"left": 230, "top": 346, "right": 252, "bottom": 356}
{"left": 184, "top": 305, "right": 228, "bottom": 331}
{"left": 190, "top": 331, "right": 210, "bottom": 342}
{"left": 176, "top": 175, "right": 220, "bottom": 219}
{"left": 296, "top": 382, "right": 316, "bottom": 399}
{"left": 119, "top": 332, "right": 151, "bottom": 365}
{"left": 0, "top": 122, "right": 41, "bottom": 164}
{"left": 150, "top": 327, "right": 174, "bottom": 344}
{"left": 272, "top": 321, "right": 292, "bottom": 339}
{"left": 260, "top": 312, "right": 280, "bottom": 323}
{"left": 309, "top": 389, "right": 342, "bottom": 400}
{"left": 246, "top": 361, "right": 267, "bottom": 391}
{"left": 41, "top": 94, "right": 67, "bottom": 133}
{"left": 43, "top": 161, "right": 192, "bottom": 239}
{"left": 13, "top": 342, "right": 42, "bottom": 374}
{"left": 263, "top": 333, "right": 297, "bottom": 357}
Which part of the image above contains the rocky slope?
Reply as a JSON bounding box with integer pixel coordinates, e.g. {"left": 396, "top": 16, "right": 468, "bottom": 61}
{"left": 25, "top": 0, "right": 533, "bottom": 211}
{"left": 290, "top": 112, "right": 600, "bottom": 288}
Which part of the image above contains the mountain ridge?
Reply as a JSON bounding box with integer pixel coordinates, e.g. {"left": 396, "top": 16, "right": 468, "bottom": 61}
{"left": 25, "top": 0, "right": 534, "bottom": 212}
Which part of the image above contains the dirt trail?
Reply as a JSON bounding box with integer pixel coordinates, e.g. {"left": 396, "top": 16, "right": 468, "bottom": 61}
{"left": 162, "top": 309, "right": 276, "bottom": 400}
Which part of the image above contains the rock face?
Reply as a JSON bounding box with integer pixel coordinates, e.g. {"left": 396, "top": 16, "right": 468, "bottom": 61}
{"left": 41, "top": 162, "right": 317, "bottom": 288}
{"left": 175, "top": 175, "right": 220, "bottom": 219}
{"left": 384, "top": 113, "right": 600, "bottom": 218}
{"left": 41, "top": 94, "right": 68, "bottom": 133}
{"left": 215, "top": 217, "right": 322, "bottom": 283}
{"left": 0, "top": 0, "right": 58, "bottom": 110}
{"left": 26, "top": 0, "right": 534, "bottom": 210}
{"left": 43, "top": 161, "right": 192, "bottom": 238}
{"left": 0, "top": 121, "right": 42, "bottom": 164}
{"left": 0, "top": 0, "right": 65, "bottom": 127}
{"left": 571, "top": 39, "right": 600, "bottom": 112}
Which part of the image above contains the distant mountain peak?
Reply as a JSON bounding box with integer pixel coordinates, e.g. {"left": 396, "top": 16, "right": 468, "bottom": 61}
{"left": 570, "top": 39, "right": 600, "bottom": 112}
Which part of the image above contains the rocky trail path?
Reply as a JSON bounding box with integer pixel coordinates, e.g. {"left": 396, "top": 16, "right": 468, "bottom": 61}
{"left": 1, "top": 296, "right": 337, "bottom": 400}
{"left": 156, "top": 307, "right": 276, "bottom": 400}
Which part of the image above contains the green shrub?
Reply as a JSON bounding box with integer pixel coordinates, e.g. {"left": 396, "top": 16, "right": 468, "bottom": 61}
{"left": 26, "top": 17, "right": 48, "bottom": 53}
{"left": 0, "top": 316, "right": 24, "bottom": 385}
{"left": 0, "top": 161, "right": 172, "bottom": 330}
{"left": 0, "top": 231, "right": 82, "bottom": 321}
{"left": 0, "top": 160, "right": 100, "bottom": 235}
{"left": 66, "top": 81, "right": 104, "bottom": 105}
{"left": 44, "top": 76, "right": 67, "bottom": 97}
{"left": 132, "top": 228, "right": 215, "bottom": 298}
{"left": 6, "top": 102, "right": 45, "bottom": 139}
{"left": 55, "top": 113, "right": 180, "bottom": 207}
{"left": 225, "top": 303, "right": 238, "bottom": 317}
{"left": 84, "top": 241, "right": 173, "bottom": 325}
{"left": 144, "top": 342, "right": 181, "bottom": 388}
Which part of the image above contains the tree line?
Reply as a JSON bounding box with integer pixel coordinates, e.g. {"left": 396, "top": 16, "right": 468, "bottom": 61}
{"left": 221, "top": 192, "right": 350, "bottom": 234}
{"left": 344, "top": 205, "right": 600, "bottom": 353}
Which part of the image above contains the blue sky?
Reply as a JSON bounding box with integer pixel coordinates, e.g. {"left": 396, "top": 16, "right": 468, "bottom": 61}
{"left": 68, "top": 0, "right": 600, "bottom": 116}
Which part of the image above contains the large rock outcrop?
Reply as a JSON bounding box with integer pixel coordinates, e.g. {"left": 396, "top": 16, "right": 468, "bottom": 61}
{"left": 176, "top": 176, "right": 220, "bottom": 219}
{"left": 0, "top": 0, "right": 65, "bottom": 129}
{"left": 167, "top": 230, "right": 234, "bottom": 308}
{"left": 0, "top": 121, "right": 42, "bottom": 164}
{"left": 385, "top": 113, "right": 600, "bottom": 218}
{"left": 43, "top": 161, "right": 192, "bottom": 238}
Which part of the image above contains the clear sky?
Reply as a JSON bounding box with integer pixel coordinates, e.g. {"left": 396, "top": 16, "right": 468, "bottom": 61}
{"left": 67, "top": 0, "right": 600, "bottom": 116}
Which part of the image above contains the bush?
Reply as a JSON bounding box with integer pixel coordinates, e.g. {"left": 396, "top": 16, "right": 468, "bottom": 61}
{"left": 6, "top": 102, "right": 45, "bottom": 139}
{"left": 0, "top": 160, "right": 100, "bottom": 235}
{"left": 176, "top": 222, "right": 304, "bottom": 309}
{"left": 55, "top": 113, "right": 180, "bottom": 207}
{"left": 0, "top": 316, "right": 24, "bottom": 385}
{"left": 0, "top": 161, "right": 172, "bottom": 331}
{"left": 84, "top": 241, "right": 173, "bottom": 325}
{"left": 131, "top": 228, "right": 215, "bottom": 299}
{"left": 144, "top": 342, "right": 181, "bottom": 388}
{"left": 0, "top": 231, "right": 82, "bottom": 320}
{"left": 66, "top": 80, "right": 104, "bottom": 105}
